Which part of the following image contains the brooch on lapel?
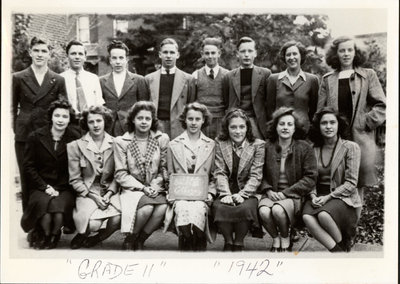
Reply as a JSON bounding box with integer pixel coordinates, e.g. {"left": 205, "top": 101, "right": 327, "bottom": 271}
{"left": 50, "top": 78, "right": 56, "bottom": 84}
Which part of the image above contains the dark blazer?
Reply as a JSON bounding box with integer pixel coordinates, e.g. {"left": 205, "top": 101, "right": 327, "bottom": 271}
{"left": 100, "top": 71, "right": 149, "bottom": 136}
{"left": 260, "top": 139, "right": 317, "bottom": 216}
{"left": 12, "top": 67, "right": 67, "bottom": 142}
{"left": 266, "top": 71, "right": 319, "bottom": 132}
{"left": 23, "top": 126, "right": 80, "bottom": 192}
{"left": 317, "top": 67, "right": 386, "bottom": 186}
{"left": 222, "top": 65, "right": 271, "bottom": 138}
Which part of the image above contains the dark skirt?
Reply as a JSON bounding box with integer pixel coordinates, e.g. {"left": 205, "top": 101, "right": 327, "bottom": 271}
{"left": 303, "top": 198, "right": 358, "bottom": 243}
{"left": 21, "top": 189, "right": 75, "bottom": 232}
{"left": 137, "top": 193, "right": 167, "bottom": 209}
{"left": 212, "top": 196, "right": 259, "bottom": 227}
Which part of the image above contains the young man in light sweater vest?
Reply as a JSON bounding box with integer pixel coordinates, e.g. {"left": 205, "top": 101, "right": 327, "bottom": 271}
{"left": 190, "top": 37, "right": 229, "bottom": 139}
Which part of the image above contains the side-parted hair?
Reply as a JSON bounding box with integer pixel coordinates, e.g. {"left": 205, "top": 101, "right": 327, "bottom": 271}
{"left": 280, "top": 40, "right": 307, "bottom": 65}
{"left": 265, "top": 107, "right": 306, "bottom": 142}
{"left": 30, "top": 37, "right": 51, "bottom": 50}
{"left": 325, "top": 36, "right": 367, "bottom": 70}
{"left": 309, "top": 107, "right": 350, "bottom": 147}
{"left": 202, "top": 37, "right": 222, "bottom": 49}
{"left": 66, "top": 40, "right": 86, "bottom": 55}
{"left": 178, "top": 102, "right": 212, "bottom": 129}
{"left": 160, "top": 38, "right": 179, "bottom": 50}
{"left": 236, "top": 36, "right": 256, "bottom": 49}
{"left": 107, "top": 40, "right": 129, "bottom": 55}
{"left": 80, "top": 105, "right": 113, "bottom": 132}
{"left": 47, "top": 98, "right": 76, "bottom": 124}
{"left": 218, "top": 108, "right": 255, "bottom": 143}
{"left": 126, "top": 101, "right": 159, "bottom": 133}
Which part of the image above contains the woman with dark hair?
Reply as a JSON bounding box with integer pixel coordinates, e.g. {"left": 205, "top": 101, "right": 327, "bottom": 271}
{"left": 67, "top": 105, "right": 121, "bottom": 249}
{"left": 212, "top": 108, "right": 265, "bottom": 251}
{"left": 164, "top": 102, "right": 216, "bottom": 251}
{"left": 303, "top": 107, "right": 362, "bottom": 252}
{"left": 317, "top": 36, "right": 386, "bottom": 196}
{"left": 114, "top": 101, "right": 169, "bottom": 250}
{"left": 259, "top": 107, "right": 317, "bottom": 252}
{"left": 21, "top": 99, "right": 80, "bottom": 249}
{"left": 266, "top": 41, "right": 319, "bottom": 132}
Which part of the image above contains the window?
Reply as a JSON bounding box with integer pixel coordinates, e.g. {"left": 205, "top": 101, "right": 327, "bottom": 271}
{"left": 113, "top": 19, "right": 128, "bottom": 37}
{"left": 77, "top": 16, "right": 90, "bottom": 43}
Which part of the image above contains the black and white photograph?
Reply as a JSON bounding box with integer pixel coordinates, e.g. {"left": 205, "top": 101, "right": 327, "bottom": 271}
{"left": 1, "top": 0, "right": 398, "bottom": 283}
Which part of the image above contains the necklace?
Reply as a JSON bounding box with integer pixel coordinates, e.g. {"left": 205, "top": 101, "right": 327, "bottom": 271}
{"left": 320, "top": 138, "right": 339, "bottom": 168}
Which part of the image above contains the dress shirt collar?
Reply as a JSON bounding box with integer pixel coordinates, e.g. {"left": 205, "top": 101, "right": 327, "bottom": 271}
{"left": 205, "top": 65, "right": 220, "bottom": 77}
{"left": 161, "top": 66, "right": 177, "bottom": 74}
{"left": 232, "top": 139, "right": 248, "bottom": 156}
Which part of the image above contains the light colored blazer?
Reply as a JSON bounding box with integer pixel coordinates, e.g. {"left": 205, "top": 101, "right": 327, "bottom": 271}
{"left": 214, "top": 138, "right": 265, "bottom": 198}
{"left": 317, "top": 67, "right": 386, "bottom": 186}
{"left": 312, "top": 138, "right": 362, "bottom": 208}
{"left": 114, "top": 130, "right": 170, "bottom": 191}
{"left": 145, "top": 68, "right": 194, "bottom": 139}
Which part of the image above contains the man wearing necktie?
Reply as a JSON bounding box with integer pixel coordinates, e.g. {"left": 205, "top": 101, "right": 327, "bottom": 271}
{"left": 190, "top": 38, "right": 229, "bottom": 139}
{"left": 222, "top": 37, "right": 271, "bottom": 139}
{"left": 60, "top": 40, "right": 104, "bottom": 118}
{"left": 145, "top": 38, "right": 194, "bottom": 140}
{"left": 100, "top": 40, "right": 149, "bottom": 137}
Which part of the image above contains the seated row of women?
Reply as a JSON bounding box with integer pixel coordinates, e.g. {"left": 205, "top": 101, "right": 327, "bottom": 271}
{"left": 21, "top": 99, "right": 361, "bottom": 253}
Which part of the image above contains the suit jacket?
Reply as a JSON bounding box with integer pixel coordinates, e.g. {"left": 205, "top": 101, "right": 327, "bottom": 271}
{"left": 312, "top": 139, "right": 362, "bottom": 208}
{"left": 145, "top": 68, "right": 194, "bottom": 139}
{"left": 100, "top": 71, "right": 149, "bottom": 136}
{"left": 266, "top": 71, "right": 319, "bottom": 132}
{"left": 12, "top": 67, "right": 67, "bottom": 142}
{"left": 317, "top": 67, "right": 386, "bottom": 186}
{"left": 23, "top": 126, "right": 80, "bottom": 192}
{"left": 214, "top": 138, "right": 265, "bottom": 198}
{"left": 222, "top": 66, "right": 271, "bottom": 138}
{"left": 67, "top": 132, "right": 117, "bottom": 197}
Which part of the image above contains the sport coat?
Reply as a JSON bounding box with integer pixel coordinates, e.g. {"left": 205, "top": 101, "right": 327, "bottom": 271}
{"left": 100, "top": 71, "right": 149, "bottom": 136}
{"left": 12, "top": 67, "right": 67, "bottom": 142}
{"left": 317, "top": 67, "right": 386, "bottom": 186}
{"left": 222, "top": 65, "right": 271, "bottom": 138}
{"left": 214, "top": 138, "right": 265, "bottom": 199}
{"left": 145, "top": 68, "right": 194, "bottom": 139}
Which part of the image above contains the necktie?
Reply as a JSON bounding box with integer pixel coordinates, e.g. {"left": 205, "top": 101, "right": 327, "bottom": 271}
{"left": 209, "top": 69, "right": 214, "bottom": 79}
{"left": 166, "top": 69, "right": 170, "bottom": 75}
{"left": 75, "top": 71, "right": 87, "bottom": 112}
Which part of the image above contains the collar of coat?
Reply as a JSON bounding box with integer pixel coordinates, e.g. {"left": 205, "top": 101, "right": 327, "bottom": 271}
{"left": 120, "top": 130, "right": 164, "bottom": 141}
{"left": 323, "top": 66, "right": 367, "bottom": 79}
{"left": 81, "top": 132, "right": 114, "bottom": 153}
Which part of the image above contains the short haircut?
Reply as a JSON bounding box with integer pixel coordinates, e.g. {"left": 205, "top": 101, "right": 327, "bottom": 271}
{"left": 309, "top": 106, "right": 350, "bottom": 147}
{"left": 47, "top": 98, "right": 76, "bottom": 125}
{"left": 107, "top": 40, "right": 129, "bottom": 55}
{"left": 126, "top": 101, "right": 159, "bottom": 133}
{"left": 79, "top": 105, "right": 113, "bottom": 132}
{"left": 160, "top": 38, "right": 179, "bottom": 51}
{"left": 279, "top": 40, "right": 307, "bottom": 65}
{"left": 178, "top": 102, "right": 212, "bottom": 130}
{"left": 265, "top": 107, "right": 306, "bottom": 142}
{"left": 325, "top": 36, "right": 367, "bottom": 70}
{"left": 202, "top": 37, "right": 222, "bottom": 49}
{"left": 66, "top": 40, "right": 86, "bottom": 55}
{"left": 218, "top": 108, "right": 255, "bottom": 143}
{"left": 30, "top": 37, "right": 51, "bottom": 49}
{"left": 236, "top": 36, "right": 256, "bottom": 49}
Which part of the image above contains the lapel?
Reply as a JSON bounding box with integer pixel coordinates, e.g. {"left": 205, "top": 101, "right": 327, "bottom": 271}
{"left": 119, "top": 72, "right": 135, "bottom": 100}
{"left": 251, "top": 66, "right": 262, "bottom": 101}
{"left": 232, "top": 68, "right": 241, "bottom": 101}
{"left": 149, "top": 70, "right": 161, "bottom": 111}
{"left": 34, "top": 70, "right": 57, "bottom": 103}
{"left": 170, "top": 69, "right": 186, "bottom": 110}
{"left": 38, "top": 127, "right": 58, "bottom": 160}
{"left": 102, "top": 134, "right": 115, "bottom": 165}
{"left": 349, "top": 67, "right": 366, "bottom": 127}
{"left": 219, "top": 140, "right": 233, "bottom": 174}
{"left": 170, "top": 134, "right": 189, "bottom": 173}
{"left": 194, "top": 135, "right": 214, "bottom": 172}
{"left": 103, "top": 73, "right": 118, "bottom": 98}
{"left": 327, "top": 71, "right": 339, "bottom": 110}
{"left": 238, "top": 141, "right": 255, "bottom": 176}
{"left": 76, "top": 134, "right": 97, "bottom": 171}
{"left": 330, "top": 138, "right": 346, "bottom": 178}
{"left": 21, "top": 67, "right": 40, "bottom": 96}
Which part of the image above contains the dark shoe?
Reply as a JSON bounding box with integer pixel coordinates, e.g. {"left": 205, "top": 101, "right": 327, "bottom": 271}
{"left": 290, "top": 228, "right": 300, "bottom": 243}
{"left": 178, "top": 235, "right": 192, "bottom": 251}
{"left": 329, "top": 244, "right": 344, "bottom": 252}
{"left": 193, "top": 234, "right": 207, "bottom": 251}
{"left": 136, "top": 232, "right": 151, "bottom": 250}
{"left": 45, "top": 234, "right": 60, "bottom": 249}
{"left": 233, "top": 244, "right": 244, "bottom": 252}
{"left": 279, "top": 247, "right": 289, "bottom": 252}
{"left": 70, "top": 234, "right": 87, "bottom": 249}
{"left": 34, "top": 234, "right": 48, "bottom": 250}
{"left": 83, "top": 234, "right": 102, "bottom": 248}
{"left": 122, "top": 233, "right": 137, "bottom": 250}
{"left": 270, "top": 246, "right": 279, "bottom": 252}
{"left": 28, "top": 228, "right": 42, "bottom": 248}
{"left": 223, "top": 243, "right": 233, "bottom": 252}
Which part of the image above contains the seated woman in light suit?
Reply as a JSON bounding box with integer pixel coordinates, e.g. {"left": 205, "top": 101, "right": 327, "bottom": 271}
{"left": 164, "top": 102, "right": 216, "bottom": 251}
{"left": 68, "top": 105, "right": 121, "bottom": 249}
{"left": 114, "top": 101, "right": 169, "bottom": 250}
{"left": 212, "top": 108, "right": 265, "bottom": 252}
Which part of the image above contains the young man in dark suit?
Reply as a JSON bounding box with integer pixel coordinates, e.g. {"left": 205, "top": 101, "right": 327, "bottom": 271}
{"left": 100, "top": 40, "right": 149, "bottom": 137}
{"left": 12, "top": 37, "right": 67, "bottom": 211}
{"left": 222, "top": 37, "right": 271, "bottom": 139}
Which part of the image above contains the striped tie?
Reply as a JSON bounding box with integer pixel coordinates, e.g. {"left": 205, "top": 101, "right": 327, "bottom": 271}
{"left": 75, "top": 71, "right": 87, "bottom": 112}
